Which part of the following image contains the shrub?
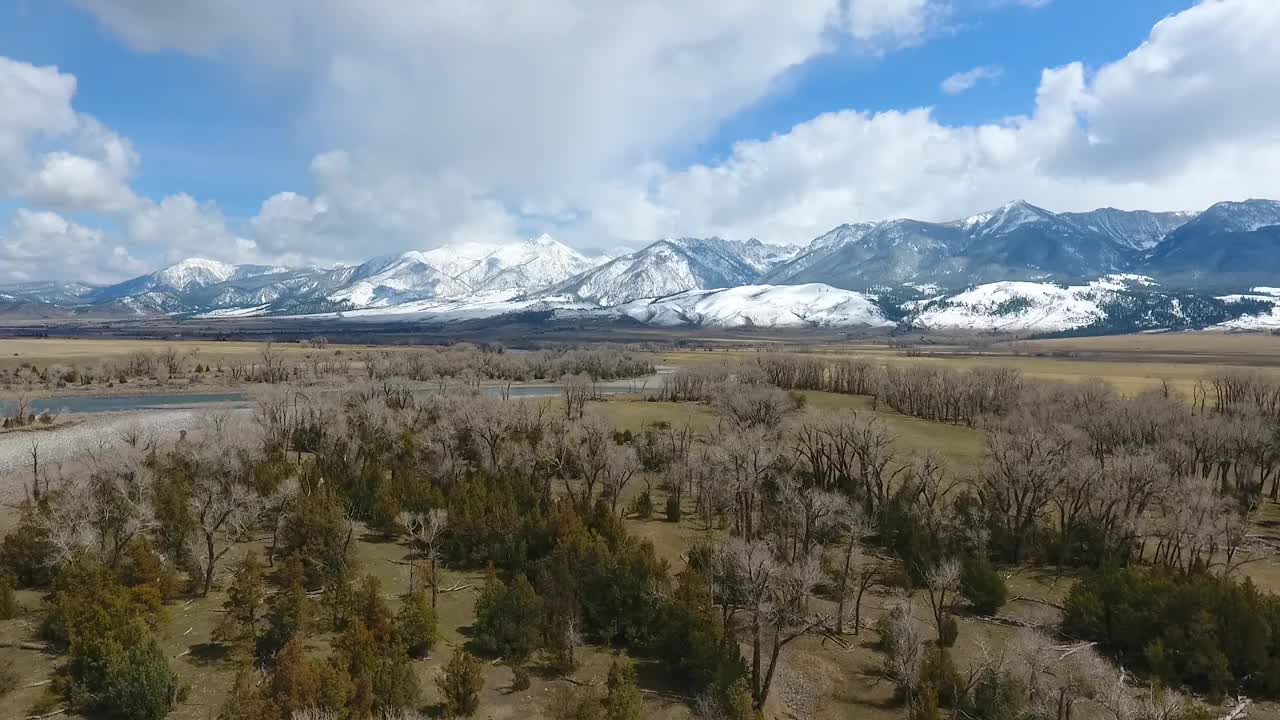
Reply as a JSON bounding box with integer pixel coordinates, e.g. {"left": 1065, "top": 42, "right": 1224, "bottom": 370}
{"left": 604, "top": 659, "right": 642, "bottom": 720}
{"left": 395, "top": 591, "right": 438, "bottom": 658}
{"left": 919, "top": 647, "right": 963, "bottom": 707}
{"left": 96, "top": 638, "right": 179, "bottom": 720}
{"left": 0, "top": 504, "right": 55, "bottom": 587}
{"left": 967, "top": 669, "right": 1025, "bottom": 720}
{"left": 0, "top": 658, "right": 17, "bottom": 698}
{"left": 437, "top": 648, "right": 484, "bottom": 718}
{"left": 910, "top": 686, "right": 942, "bottom": 720}
{"left": 551, "top": 686, "right": 604, "bottom": 720}
{"left": 960, "top": 555, "right": 1007, "bottom": 616}
{"left": 665, "top": 494, "right": 682, "bottom": 523}
{"left": 631, "top": 491, "right": 653, "bottom": 520}
{"left": 511, "top": 665, "right": 530, "bottom": 691}
{"left": 0, "top": 572, "right": 19, "bottom": 619}
{"left": 267, "top": 638, "right": 352, "bottom": 717}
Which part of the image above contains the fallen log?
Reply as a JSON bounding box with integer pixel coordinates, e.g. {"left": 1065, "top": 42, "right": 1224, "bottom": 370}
{"left": 1219, "top": 697, "right": 1251, "bottom": 720}
{"left": 1010, "top": 594, "right": 1064, "bottom": 611}
{"left": 969, "top": 614, "right": 1045, "bottom": 629}
{"left": 0, "top": 640, "right": 50, "bottom": 651}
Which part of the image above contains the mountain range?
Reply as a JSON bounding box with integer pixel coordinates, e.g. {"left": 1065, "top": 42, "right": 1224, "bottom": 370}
{"left": 5, "top": 199, "right": 1280, "bottom": 335}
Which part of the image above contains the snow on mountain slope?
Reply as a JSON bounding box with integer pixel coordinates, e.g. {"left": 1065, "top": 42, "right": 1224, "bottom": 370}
{"left": 423, "top": 234, "right": 598, "bottom": 292}
{"left": 92, "top": 258, "right": 238, "bottom": 303}
{"left": 1182, "top": 199, "right": 1280, "bottom": 234}
{"left": 1059, "top": 208, "right": 1194, "bottom": 251}
{"left": 327, "top": 252, "right": 469, "bottom": 308}
{"left": 279, "top": 290, "right": 594, "bottom": 323}
{"left": 617, "top": 284, "right": 890, "bottom": 328}
{"left": 150, "top": 258, "right": 237, "bottom": 290}
{"left": 909, "top": 276, "right": 1156, "bottom": 333}
{"left": 547, "top": 237, "right": 777, "bottom": 306}
{"left": 960, "top": 200, "right": 1057, "bottom": 236}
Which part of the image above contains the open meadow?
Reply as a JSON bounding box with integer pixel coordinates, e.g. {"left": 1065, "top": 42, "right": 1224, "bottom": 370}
{"left": 0, "top": 333, "right": 1277, "bottom": 720}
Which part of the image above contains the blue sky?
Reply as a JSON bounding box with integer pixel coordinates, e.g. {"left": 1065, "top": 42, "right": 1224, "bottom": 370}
{"left": 1, "top": 0, "right": 1277, "bottom": 282}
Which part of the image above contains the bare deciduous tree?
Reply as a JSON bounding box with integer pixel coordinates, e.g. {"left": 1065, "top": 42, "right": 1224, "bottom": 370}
{"left": 400, "top": 508, "right": 449, "bottom": 607}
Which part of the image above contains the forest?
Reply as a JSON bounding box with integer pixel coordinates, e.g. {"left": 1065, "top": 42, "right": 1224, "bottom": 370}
{"left": 0, "top": 342, "right": 1277, "bottom": 719}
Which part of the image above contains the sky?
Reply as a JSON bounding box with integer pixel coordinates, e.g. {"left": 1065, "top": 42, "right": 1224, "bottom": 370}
{"left": 1, "top": 0, "right": 1278, "bottom": 284}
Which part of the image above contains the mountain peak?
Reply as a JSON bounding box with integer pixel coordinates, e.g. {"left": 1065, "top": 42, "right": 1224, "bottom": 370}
{"left": 961, "top": 199, "right": 1055, "bottom": 236}
{"left": 153, "top": 257, "right": 237, "bottom": 289}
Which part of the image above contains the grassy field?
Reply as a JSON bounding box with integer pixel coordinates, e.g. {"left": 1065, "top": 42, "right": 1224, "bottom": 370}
{"left": 0, "top": 338, "right": 340, "bottom": 370}
{"left": 661, "top": 331, "right": 1280, "bottom": 398}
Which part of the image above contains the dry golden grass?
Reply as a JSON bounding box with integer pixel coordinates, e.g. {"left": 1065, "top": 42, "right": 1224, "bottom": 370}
{"left": 662, "top": 332, "right": 1280, "bottom": 398}
{"left": 0, "top": 337, "right": 450, "bottom": 379}
{"left": 585, "top": 395, "right": 721, "bottom": 433}
{"left": 1000, "top": 331, "right": 1280, "bottom": 359}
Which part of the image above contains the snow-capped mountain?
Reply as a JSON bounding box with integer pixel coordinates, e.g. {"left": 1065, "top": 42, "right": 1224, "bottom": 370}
{"left": 8, "top": 200, "right": 1280, "bottom": 334}
{"left": 1144, "top": 200, "right": 1280, "bottom": 284}
{"left": 766, "top": 219, "right": 961, "bottom": 288}
{"left": 91, "top": 258, "right": 236, "bottom": 302}
{"left": 766, "top": 199, "right": 1272, "bottom": 291}
{"left": 546, "top": 237, "right": 796, "bottom": 306}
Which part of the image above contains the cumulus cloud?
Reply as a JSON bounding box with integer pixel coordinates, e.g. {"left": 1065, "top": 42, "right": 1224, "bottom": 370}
{"left": 75, "top": 0, "right": 946, "bottom": 191}
{"left": 4, "top": 0, "right": 1280, "bottom": 285}
{"left": 0, "top": 209, "right": 145, "bottom": 283}
{"left": 126, "top": 194, "right": 258, "bottom": 265}
{"left": 0, "top": 57, "right": 141, "bottom": 215}
{"left": 565, "top": 0, "right": 1280, "bottom": 247}
{"left": 941, "top": 65, "right": 1003, "bottom": 94}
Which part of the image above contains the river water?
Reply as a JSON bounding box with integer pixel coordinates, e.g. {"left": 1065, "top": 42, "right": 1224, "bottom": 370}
{"left": 0, "top": 370, "right": 669, "bottom": 416}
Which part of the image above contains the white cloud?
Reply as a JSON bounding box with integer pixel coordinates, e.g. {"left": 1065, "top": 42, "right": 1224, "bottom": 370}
{"left": 74, "top": 0, "right": 946, "bottom": 192}
{"left": 251, "top": 150, "right": 524, "bottom": 264}
{"left": 940, "top": 65, "right": 1003, "bottom": 94}
{"left": 126, "top": 194, "right": 259, "bottom": 265}
{"left": 3, "top": 0, "right": 1280, "bottom": 287}
{"left": 0, "top": 209, "right": 145, "bottom": 283}
{"left": 0, "top": 57, "right": 141, "bottom": 214}
{"left": 21, "top": 152, "right": 138, "bottom": 213}
{"left": 563, "top": 0, "right": 1280, "bottom": 248}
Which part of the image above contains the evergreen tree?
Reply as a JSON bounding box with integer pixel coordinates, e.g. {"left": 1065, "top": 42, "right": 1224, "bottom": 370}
{"left": 395, "top": 590, "right": 439, "bottom": 658}
{"left": 960, "top": 555, "right": 1007, "bottom": 616}
{"left": 604, "top": 659, "right": 643, "bottom": 720}
{"left": 437, "top": 647, "right": 484, "bottom": 718}
{"left": 214, "top": 550, "right": 266, "bottom": 653}
{"left": 474, "top": 573, "right": 543, "bottom": 663}
{"left": 257, "top": 554, "right": 312, "bottom": 661}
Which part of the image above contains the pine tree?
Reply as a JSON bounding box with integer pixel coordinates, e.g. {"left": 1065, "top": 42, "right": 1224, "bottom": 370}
{"left": 604, "top": 659, "right": 642, "bottom": 720}
{"left": 214, "top": 551, "right": 266, "bottom": 652}
{"left": 257, "top": 554, "right": 311, "bottom": 661}
{"left": 437, "top": 647, "right": 484, "bottom": 718}
{"left": 395, "top": 590, "right": 438, "bottom": 658}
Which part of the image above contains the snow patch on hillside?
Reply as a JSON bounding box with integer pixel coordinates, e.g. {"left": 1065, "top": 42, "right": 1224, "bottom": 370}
{"left": 1214, "top": 287, "right": 1280, "bottom": 329}
{"left": 617, "top": 284, "right": 891, "bottom": 328}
